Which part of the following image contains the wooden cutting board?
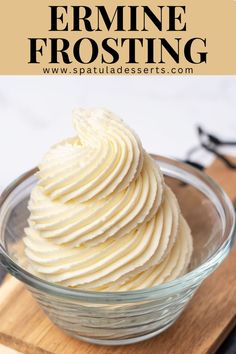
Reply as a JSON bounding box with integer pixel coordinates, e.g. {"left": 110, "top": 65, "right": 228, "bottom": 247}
{"left": 0, "top": 157, "right": 236, "bottom": 354}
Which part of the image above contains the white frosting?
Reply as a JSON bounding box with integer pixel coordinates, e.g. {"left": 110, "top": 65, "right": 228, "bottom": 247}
{"left": 24, "top": 109, "right": 193, "bottom": 291}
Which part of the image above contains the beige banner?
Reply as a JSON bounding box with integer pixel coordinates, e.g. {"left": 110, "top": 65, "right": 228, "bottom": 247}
{"left": 0, "top": 0, "right": 236, "bottom": 75}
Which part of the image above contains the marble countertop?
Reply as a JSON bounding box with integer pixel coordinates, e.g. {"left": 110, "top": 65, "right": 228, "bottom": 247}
{"left": 0, "top": 76, "right": 236, "bottom": 190}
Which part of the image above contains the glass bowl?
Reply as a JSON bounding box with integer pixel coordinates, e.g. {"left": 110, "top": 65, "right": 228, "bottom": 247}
{"left": 0, "top": 155, "right": 235, "bottom": 346}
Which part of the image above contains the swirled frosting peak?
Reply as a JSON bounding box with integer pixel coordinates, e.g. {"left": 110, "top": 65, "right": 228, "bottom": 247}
{"left": 37, "top": 108, "right": 144, "bottom": 203}
{"left": 24, "top": 108, "right": 192, "bottom": 291}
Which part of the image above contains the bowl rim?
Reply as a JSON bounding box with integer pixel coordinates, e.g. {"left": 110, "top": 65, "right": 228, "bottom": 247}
{"left": 0, "top": 155, "right": 235, "bottom": 302}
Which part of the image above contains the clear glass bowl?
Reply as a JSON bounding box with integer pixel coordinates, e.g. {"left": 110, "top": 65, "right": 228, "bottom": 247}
{"left": 0, "top": 155, "right": 235, "bottom": 346}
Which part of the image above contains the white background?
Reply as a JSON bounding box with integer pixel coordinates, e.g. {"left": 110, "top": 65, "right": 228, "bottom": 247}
{"left": 0, "top": 76, "right": 236, "bottom": 190}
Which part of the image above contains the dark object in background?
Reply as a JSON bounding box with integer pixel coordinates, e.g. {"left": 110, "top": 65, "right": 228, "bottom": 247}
{"left": 182, "top": 159, "right": 205, "bottom": 171}
{"left": 0, "top": 267, "right": 5, "bottom": 283}
{"left": 184, "top": 126, "right": 236, "bottom": 170}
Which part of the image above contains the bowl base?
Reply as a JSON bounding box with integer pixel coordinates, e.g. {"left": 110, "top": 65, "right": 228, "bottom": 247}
{"left": 65, "top": 321, "right": 175, "bottom": 346}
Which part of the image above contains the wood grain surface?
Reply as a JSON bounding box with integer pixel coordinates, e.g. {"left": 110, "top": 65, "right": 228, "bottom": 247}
{"left": 0, "top": 157, "right": 236, "bottom": 354}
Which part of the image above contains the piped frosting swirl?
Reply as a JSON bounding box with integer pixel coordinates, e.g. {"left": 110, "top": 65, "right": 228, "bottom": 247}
{"left": 24, "top": 108, "right": 192, "bottom": 291}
